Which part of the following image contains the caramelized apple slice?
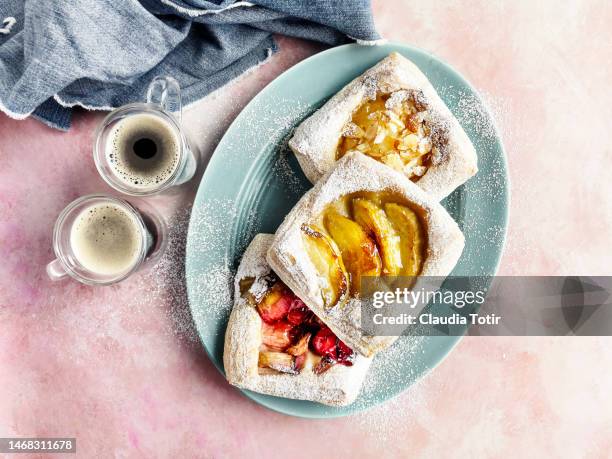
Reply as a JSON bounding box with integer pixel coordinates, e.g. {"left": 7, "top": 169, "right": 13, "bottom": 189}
{"left": 239, "top": 276, "right": 255, "bottom": 296}
{"left": 258, "top": 352, "right": 297, "bottom": 374}
{"left": 286, "top": 332, "right": 311, "bottom": 356}
{"left": 301, "top": 224, "right": 348, "bottom": 309}
{"left": 352, "top": 198, "right": 403, "bottom": 276}
{"left": 294, "top": 353, "right": 307, "bottom": 371}
{"left": 313, "top": 357, "right": 335, "bottom": 375}
{"left": 323, "top": 211, "right": 382, "bottom": 293}
{"left": 261, "top": 321, "right": 294, "bottom": 351}
{"left": 384, "top": 203, "right": 426, "bottom": 276}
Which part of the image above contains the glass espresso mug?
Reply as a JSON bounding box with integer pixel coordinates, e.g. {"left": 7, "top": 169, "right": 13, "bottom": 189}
{"left": 46, "top": 194, "right": 166, "bottom": 285}
{"left": 94, "top": 76, "right": 197, "bottom": 196}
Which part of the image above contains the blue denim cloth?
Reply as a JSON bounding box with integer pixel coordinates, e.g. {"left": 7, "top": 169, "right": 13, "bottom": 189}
{"left": 0, "top": 0, "right": 380, "bottom": 130}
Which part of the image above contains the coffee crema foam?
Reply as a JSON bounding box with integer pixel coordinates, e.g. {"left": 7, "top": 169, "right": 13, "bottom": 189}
{"left": 70, "top": 203, "right": 143, "bottom": 276}
{"left": 106, "top": 113, "right": 180, "bottom": 189}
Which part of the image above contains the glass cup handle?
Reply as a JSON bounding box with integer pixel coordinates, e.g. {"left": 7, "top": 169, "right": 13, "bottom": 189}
{"left": 46, "top": 258, "right": 68, "bottom": 281}
{"left": 146, "top": 76, "right": 182, "bottom": 123}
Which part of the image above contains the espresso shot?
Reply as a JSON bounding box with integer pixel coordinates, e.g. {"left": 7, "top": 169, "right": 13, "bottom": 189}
{"left": 106, "top": 113, "right": 181, "bottom": 191}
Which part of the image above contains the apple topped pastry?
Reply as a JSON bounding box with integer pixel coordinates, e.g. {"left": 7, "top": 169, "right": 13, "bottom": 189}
{"left": 337, "top": 90, "right": 439, "bottom": 181}
{"left": 224, "top": 234, "right": 372, "bottom": 407}
{"left": 300, "top": 191, "right": 426, "bottom": 308}
{"left": 267, "top": 152, "right": 465, "bottom": 357}
{"left": 289, "top": 52, "right": 478, "bottom": 200}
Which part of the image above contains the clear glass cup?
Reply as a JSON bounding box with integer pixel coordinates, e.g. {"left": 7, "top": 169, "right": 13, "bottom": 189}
{"left": 93, "top": 76, "right": 197, "bottom": 196}
{"left": 46, "top": 194, "right": 167, "bottom": 285}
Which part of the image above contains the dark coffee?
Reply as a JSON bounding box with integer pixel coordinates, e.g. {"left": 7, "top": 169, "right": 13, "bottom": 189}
{"left": 133, "top": 138, "right": 158, "bottom": 160}
{"left": 106, "top": 113, "right": 180, "bottom": 189}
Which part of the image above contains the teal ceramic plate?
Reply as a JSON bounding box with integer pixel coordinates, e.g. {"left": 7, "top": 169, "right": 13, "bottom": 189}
{"left": 185, "top": 43, "right": 508, "bottom": 418}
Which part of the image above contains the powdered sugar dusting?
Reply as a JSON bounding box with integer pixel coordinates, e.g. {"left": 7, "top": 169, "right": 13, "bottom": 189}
{"left": 129, "top": 207, "right": 203, "bottom": 344}
{"left": 272, "top": 134, "right": 306, "bottom": 193}
{"left": 125, "top": 199, "right": 243, "bottom": 347}
{"left": 433, "top": 86, "right": 509, "bottom": 276}
{"left": 353, "top": 337, "right": 427, "bottom": 436}
{"left": 217, "top": 97, "right": 311, "bottom": 167}
{"left": 355, "top": 335, "right": 424, "bottom": 403}
{"left": 187, "top": 199, "right": 241, "bottom": 327}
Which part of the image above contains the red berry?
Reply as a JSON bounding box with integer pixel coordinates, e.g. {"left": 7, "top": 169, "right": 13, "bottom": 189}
{"left": 311, "top": 327, "right": 337, "bottom": 358}
{"left": 285, "top": 296, "right": 313, "bottom": 325}
{"left": 336, "top": 339, "right": 354, "bottom": 365}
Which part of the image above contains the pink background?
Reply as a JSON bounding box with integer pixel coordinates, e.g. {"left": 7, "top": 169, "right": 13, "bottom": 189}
{"left": 1, "top": 1, "right": 611, "bottom": 457}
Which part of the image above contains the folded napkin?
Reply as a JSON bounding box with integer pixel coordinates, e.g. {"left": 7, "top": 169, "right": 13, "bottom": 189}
{"left": 0, "top": 0, "right": 381, "bottom": 130}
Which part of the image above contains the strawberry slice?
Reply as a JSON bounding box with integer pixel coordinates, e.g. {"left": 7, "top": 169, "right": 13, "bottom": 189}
{"left": 257, "top": 287, "right": 292, "bottom": 323}
{"left": 261, "top": 321, "right": 294, "bottom": 351}
{"left": 311, "top": 327, "right": 337, "bottom": 358}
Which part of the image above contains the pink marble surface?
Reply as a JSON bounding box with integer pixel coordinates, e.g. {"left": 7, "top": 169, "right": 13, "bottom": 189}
{"left": 1, "top": 1, "right": 611, "bottom": 457}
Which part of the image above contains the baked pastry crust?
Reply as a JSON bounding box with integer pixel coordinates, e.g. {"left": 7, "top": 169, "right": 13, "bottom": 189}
{"left": 224, "top": 234, "right": 372, "bottom": 407}
{"left": 267, "top": 152, "right": 465, "bottom": 357}
{"left": 289, "top": 52, "right": 478, "bottom": 200}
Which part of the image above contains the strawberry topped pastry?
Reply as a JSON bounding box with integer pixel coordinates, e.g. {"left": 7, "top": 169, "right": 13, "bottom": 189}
{"left": 224, "top": 234, "right": 371, "bottom": 407}
{"left": 254, "top": 279, "right": 355, "bottom": 375}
